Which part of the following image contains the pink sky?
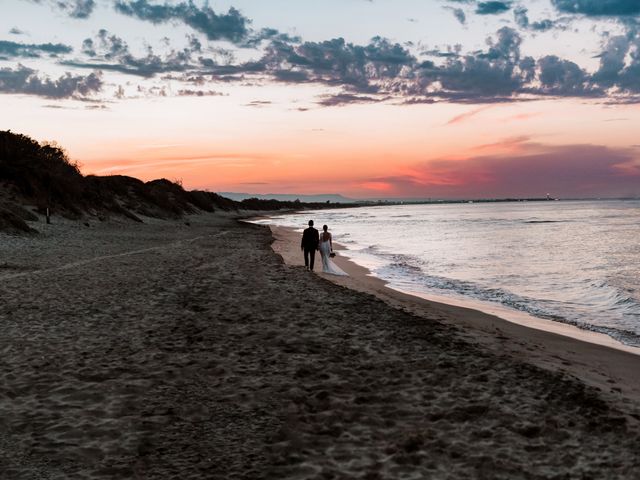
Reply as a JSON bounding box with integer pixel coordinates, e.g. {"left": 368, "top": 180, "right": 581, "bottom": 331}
{"left": 2, "top": 1, "right": 640, "bottom": 199}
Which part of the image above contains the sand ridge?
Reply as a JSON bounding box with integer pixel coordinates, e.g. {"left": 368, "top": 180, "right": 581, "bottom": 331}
{"left": 0, "top": 213, "right": 639, "bottom": 479}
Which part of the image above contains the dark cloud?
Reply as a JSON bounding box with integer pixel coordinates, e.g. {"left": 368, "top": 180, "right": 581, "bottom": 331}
{"left": 114, "top": 0, "right": 251, "bottom": 44}
{"left": 0, "top": 40, "right": 72, "bottom": 59}
{"left": 317, "top": 93, "right": 385, "bottom": 107}
{"left": 403, "top": 26, "right": 640, "bottom": 103}
{"left": 552, "top": 0, "right": 640, "bottom": 16}
{"left": 14, "top": 0, "right": 639, "bottom": 107}
{"left": 476, "top": 1, "right": 511, "bottom": 15}
{"left": 114, "top": 1, "right": 299, "bottom": 46}
{"left": 246, "top": 28, "right": 301, "bottom": 47}
{"left": 74, "top": 24, "right": 640, "bottom": 104}
{"left": 443, "top": 6, "right": 467, "bottom": 24}
{"left": 514, "top": 6, "right": 558, "bottom": 32}
{"left": 0, "top": 64, "right": 102, "bottom": 98}
{"left": 33, "top": 0, "right": 96, "bottom": 18}
{"left": 537, "top": 55, "right": 592, "bottom": 95}
{"left": 64, "top": 29, "right": 196, "bottom": 77}
{"left": 452, "top": 8, "right": 467, "bottom": 24}
{"left": 410, "top": 27, "right": 534, "bottom": 102}
{"left": 423, "top": 50, "right": 460, "bottom": 58}
{"left": 9, "top": 28, "right": 26, "bottom": 35}
{"left": 593, "top": 35, "right": 630, "bottom": 86}
{"left": 590, "top": 31, "right": 640, "bottom": 95}
{"left": 245, "top": 100, "right": 272, "bottom": 107}
{"left": 258, "top": 36, "right": 415, "bottom": 94}
{"left": 67, "top": 0, "right": 95, "bottom": 18}
{"left": 50, "top": 18, "right": 640, "bottom": 105}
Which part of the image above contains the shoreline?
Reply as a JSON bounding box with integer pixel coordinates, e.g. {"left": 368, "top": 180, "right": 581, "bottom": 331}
{"left": 268, "top": 223, "right": 640, "bottom": 407}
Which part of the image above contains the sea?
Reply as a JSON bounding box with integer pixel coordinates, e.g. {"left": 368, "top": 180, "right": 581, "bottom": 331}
{"left": 254, "top": 200, "right": 640, "bottom": 348}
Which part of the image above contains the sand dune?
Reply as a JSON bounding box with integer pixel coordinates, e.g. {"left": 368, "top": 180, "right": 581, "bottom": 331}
{"left": 0, "top": 213, "right": 639, "bottom": 479}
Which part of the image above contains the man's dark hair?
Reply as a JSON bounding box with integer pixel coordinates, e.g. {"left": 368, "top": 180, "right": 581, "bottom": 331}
{"left": 308, "top": 220, "right": 314, "bottom": 226}
{"left": 323, "top": 225, "right": 328, "bottom": 231}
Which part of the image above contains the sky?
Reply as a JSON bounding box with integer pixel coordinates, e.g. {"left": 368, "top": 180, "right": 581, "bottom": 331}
{"left": 1, "top": 0, "right": 640, "bottom": 199}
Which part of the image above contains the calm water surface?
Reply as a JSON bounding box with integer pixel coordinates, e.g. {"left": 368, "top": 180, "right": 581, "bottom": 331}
{"left": 256, "top": 200, "right": 640, "bottom": 347}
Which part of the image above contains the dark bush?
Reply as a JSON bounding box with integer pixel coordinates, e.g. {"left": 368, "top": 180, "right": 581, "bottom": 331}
{"left": 0, "top": 130, "right": 355, "bottom": 233}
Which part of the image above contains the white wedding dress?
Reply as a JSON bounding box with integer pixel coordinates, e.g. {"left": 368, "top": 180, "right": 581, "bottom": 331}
{"left": 319, "top": 233, "right": 348, "bottom": 276}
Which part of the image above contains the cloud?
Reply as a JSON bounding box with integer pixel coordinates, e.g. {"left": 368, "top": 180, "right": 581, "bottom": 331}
{"left": 15, "top": 1, "right": 640, "bottom": 107}
{"left": 177, "top": 89, "right": 224, "bottom": 96}
{"left": 551, "top": 0, "right": 640, "bottom": 16}
{"left": 0, "top": 40, "right": 72, "bottom": 59}
{"left": 9, "top": 27, "right": 27, "bottom": 35}
{"left": 513, "top": 6, "right": 558, "bottom": 32}
{"left": 113, "top": 0, "right": 298, "bottom": 46}
{"left": 259, "top": 36, "right": 415, "bottom": 94}
{"left": 368, "top": 141, "right": 640, "bottom": 198}
{"left": 443, "top": 6, "right": 467, "bottom": 24}
{"left": 591, "top": 31, "right": 640, "bottom": 95}
{"left": 445, "top": 105, "right": 493, "bottom": 124}
{"left": 123, "top": 25, "right": 640, "bottom": 104}
{"left": 63, "top": 29, "right": 196, "bottom": 77}
{"left": 452, "top": 8, "right": 467, "bottom": 24}
{"left": 114, "top": 0, "right": 252, "bottom": 44}
{"left": 56, "top": 19, "right": 640, "bottom": 105}
{"left": 476, "top": 1, "right": 511, "bottom": 15}
{"left": 0, "top": 64, "right": 102, "bottom": 98}
{"left": 410, "top": 27, "right": 535, "bottom": 102}
{"left": 31, "top": 0, "right": 96, "bottom": 18}
{"left": 245, "top": 100, "right": 272, "bottom": 107}
{"left": 65, "top": 0, "right": 95, "bottom": 18}
{"left": 317, "top": 93, "right": 385, "bottom": 107}
{"left": 593, "top": 35, "right": 630, "bottom": 87}
{"left": 537, "top": 55, "right": 592, "bottom": 95}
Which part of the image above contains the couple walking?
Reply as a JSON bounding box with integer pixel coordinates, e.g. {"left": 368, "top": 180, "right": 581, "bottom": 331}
{"left": 300, "top": 220, "right": 348, "bottom": 276}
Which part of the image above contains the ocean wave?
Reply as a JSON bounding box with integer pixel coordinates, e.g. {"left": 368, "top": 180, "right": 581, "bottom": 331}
{"left": 587, "top": 280, "right": 640, "bottom": 314}
{"left": 374, "top": 260, "right": 640, "bottom": 347}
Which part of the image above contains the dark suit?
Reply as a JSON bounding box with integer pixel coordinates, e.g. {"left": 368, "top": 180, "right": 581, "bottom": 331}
{"left": 301, "top": 226, "right": 319, "bottom": 270}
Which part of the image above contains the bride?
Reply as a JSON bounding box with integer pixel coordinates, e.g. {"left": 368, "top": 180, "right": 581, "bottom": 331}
{"left": 319, "top": 225, "right": 348, "bottom": 276}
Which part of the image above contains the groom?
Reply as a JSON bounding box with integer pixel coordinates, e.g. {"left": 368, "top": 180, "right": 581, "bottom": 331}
{"left": 301, "top": 220, "right": 319, "bottom": 271}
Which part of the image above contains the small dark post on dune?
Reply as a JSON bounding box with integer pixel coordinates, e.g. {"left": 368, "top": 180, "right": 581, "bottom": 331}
{"left": 45, "top": 173, "right": 51, "bottom": 224}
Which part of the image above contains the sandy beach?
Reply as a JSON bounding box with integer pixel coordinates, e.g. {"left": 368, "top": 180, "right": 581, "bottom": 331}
{"left": 1, "top": 213, "right": 640, "bottom": 479}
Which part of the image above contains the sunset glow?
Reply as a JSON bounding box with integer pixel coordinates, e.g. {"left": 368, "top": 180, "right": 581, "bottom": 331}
{"left": 2, "top": 1, "right": 640, "bottom": 198}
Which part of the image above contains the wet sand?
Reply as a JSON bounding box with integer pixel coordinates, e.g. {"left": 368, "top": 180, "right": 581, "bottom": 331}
{"left": 1, "top": 213, "right": 639, "bottom": 479}
{"left": 270, "top": 225, "right": 640, "bottom": 408}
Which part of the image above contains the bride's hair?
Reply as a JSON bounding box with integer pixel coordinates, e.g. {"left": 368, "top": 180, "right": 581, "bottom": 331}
{"left": 323, "top": 225, "right": 328, "bottom": 231}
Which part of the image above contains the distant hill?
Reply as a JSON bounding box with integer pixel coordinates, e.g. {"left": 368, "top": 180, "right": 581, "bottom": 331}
{"left": 0, "top": 131, "right": 354, "bottom": 233}
{"left": 220, "top": 192, "right": 357, "bottom": 203}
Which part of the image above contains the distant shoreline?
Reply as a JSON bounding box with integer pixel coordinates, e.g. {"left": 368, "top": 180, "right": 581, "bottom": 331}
{"left": 231, "top": 195, "right": 640, "bottom": 207}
